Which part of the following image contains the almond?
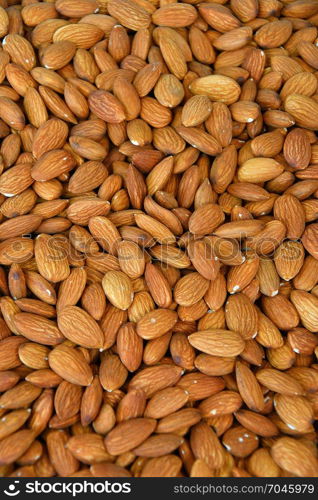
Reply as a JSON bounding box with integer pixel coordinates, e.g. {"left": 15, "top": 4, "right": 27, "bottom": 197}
{"left": 271, "top": 437, "right": 318, "bottom": 477}
{"left": 285, "top": 94, "right": 318, "bottom": 130}
{"left": 0, "top": 0, "right": 316, "bottom": 478}
{"left": 35, "top": 234, "right": 70, "bottom": 283}
{"left": 48, "top": 344, "right": 93, "bottom": 386}
{"left": 188, "top": 329, "right": 245, "bottom": 357}
{"left": 152, "top": 4, "right": 197, "bottom": 28}
{"left": 238, "top": 158, "right": 284, "bottom": 183}
{"left": 14, "top": 313, "right": 64, "bottom": 346}
{"left": 32, "top": 150, "right": 76, "bottom": 182}
{"left": 57, "top": 305, "right": 104, "bottom": 348}
{"left": 0, "top": 430, "right": 35, "bottom": 465}
{"left": 235, "top": 361, "right": 265, "bottom": 412}
{"left": 102, "top": 270, "right": 133, "bottom": 310}
{"left": 136, "top": 308, "right": 177, "bottom": 339}
{"left": 105, "top": 418, "right": 156, "bottom": 455}
{"left": 107, "top": 0, "right": 151, "bottom": 31}
{"left": 190, "top": 75, "right": 241, "bottom": 105}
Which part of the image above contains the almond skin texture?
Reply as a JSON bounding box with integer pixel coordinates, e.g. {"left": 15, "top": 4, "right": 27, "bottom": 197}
{"left": 102, "top": 270, "right": 133, "bottom": 311}
{"left": 238, "top": 158, "right": 284, "bottom": 183}
{"left": 235, "top": 361, "right": 265, "bottom": 412}
{"left": 0, "top": 0, "right": 316, "bottom": 480}
{"left": 35, "top": 234, "right": 70, "bottom": 283}
{"left": 136, "top": 308, "right": 177, "bottom": 340}
{"left": 48, "top": 345, "right": 93, "bottom": 386}
{"left": 271, "top": 438, "right": 318, "bottom": 477}
{"left": 31, "top": 150, "right": 76, "bottom": 181}
{"left": 190, "top": 75, "right": 241, "bottom": 104}
{"left": 0, "top": 430, "right": 36, "bottom": 465}
{"left": 188, "top": 204, "right": 225, "bottom": 235}
{"left": 188, "top": 330, "right": 245, "bottom": 357}
{"left": 88, "top": 90, "right": 126, "bottom": 124}
{"left": 57, "top": 305, "right": 104, "bottom": 348}
{"left": 274, "top": 194, "right": 305, "bottom": 239}
{"left": 14, "top": 313, "right": 64, "bottom": 346}
{"left": 107, "top": 0, "right": 150, "bottom": 31}
{"left": 285, "top": 94, "right": 318, "bottom": 130}
{"left": 105, "top": 418, "right": 156, "bottom": 455}
{"left": 283, "top": 128, "right": 311, "bottom": 170}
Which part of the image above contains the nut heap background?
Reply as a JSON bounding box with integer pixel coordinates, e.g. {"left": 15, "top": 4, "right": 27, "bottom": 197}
{"left": 0, "top": 0, "right": 316, "bottom": 479}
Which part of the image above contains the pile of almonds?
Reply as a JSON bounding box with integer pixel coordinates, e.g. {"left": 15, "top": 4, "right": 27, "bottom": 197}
{"left": 0, "top": 0, "right": 317, "bottom": 479}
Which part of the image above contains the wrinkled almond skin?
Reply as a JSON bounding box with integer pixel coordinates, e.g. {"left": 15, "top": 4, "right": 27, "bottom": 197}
{"left": 0, "top": 0, "right": 315, "bottom": 480}
{"left": 14, "top": 313, "right": 64, "bottom": 346}
{"left": 57, "top": 305, "right": 104, "bottom": 348}
{"left": 271, "top": 438, "right": 318, "bottom": 477}
{"left": 31, "top": 150, "right": 76, "bottom": 182}
{"left": 105, "top": 418, "right": 156, "bottom": 455}
{"left": 188, "top": 330, "right": 245, "bottom": 357}
{"left": 190, "top": 75, "right": 241, "bottom": 104}
{"left": 88, "top": 90, "right": 126, "bottom": 124}
{"left": 102, "top": 270, "right": 133, "bottom": 311}
{"left": 48, "top": 345, "right": 93, "bottom": 387}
